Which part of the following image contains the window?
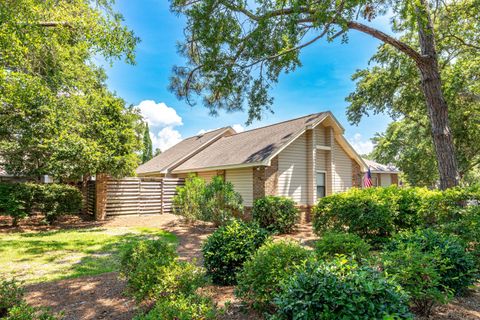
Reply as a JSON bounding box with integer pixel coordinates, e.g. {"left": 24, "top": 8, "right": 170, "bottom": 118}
{"left": 316, "top": 172, "right": 326, "bottom": 198}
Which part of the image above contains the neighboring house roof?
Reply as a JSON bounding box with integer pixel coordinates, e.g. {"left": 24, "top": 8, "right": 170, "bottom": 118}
{"left": 363, "top": 158, "right": 400, "bottom": 174}
{"left": 136, "top": 127, "right": 235, "bottom": 175}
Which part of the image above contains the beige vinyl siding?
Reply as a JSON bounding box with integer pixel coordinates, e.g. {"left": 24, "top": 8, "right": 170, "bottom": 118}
{"left": 316, "top": 150, "right": 327, "bottom": 171}
{"left": 197, "top": 171, "right": 217, "bottom": 183}
{"left": 225, "top": 168, "right": 253, "bottom": 206}
{"left": 332, "top": 139, "right": 352, "bottom": 193}
{"left": 315, "top": 125, "right": 327, "bottom": 146}
{"left": 277, "top": 133, "right": 308, "bottom": 205}
{"left": 380, "top": 173, "right": 392, "bottom": 187}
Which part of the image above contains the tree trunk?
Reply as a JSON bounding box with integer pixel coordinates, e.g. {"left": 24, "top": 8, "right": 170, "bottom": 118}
{"left": 416, "top": 0, "right": 458, "bottom": 189}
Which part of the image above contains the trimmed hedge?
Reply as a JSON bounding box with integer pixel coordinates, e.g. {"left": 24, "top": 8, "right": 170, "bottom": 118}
{"left": 252, "top": 196, "right": 299, "bottom": 234}
{"left": 312, "top": 185, "right": 480, "bottom": 245}
{"left": 315, "top": 231, "right": 371, "bottom": 261}
{"left": 0, "top": 182, "right": 82, "bottom": 225}
{"left": 202, "top": 220, "right": 269, "bottom": 285}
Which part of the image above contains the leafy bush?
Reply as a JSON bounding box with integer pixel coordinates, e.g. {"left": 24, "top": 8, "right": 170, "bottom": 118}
{"left": 252, "top": 196, "right": 299, "bottom": 234}
{"left": 173, "top": 175, "right": 243, "bottom": 226}
{"left": 202, "top": 176, "right": 243, "bottom": 226}
{"left": 133, "top": 294, "right": 216, "bottom": 320}
{"left": 0, "top": 278, "right": 24, "bottom": 317}
{"left": 3, "top": 303, "right": 61, "bottom": 320}
{"left": 271, "top": 258, "right": 412, "bottom": 320}
{"left": 120, "top": 239, "right": 206, "bottom": 301}
{"left": 384, "top": 229, "right": 478, "bottom": 296}
{"left": 202, "top": 220, "right": 269, "bottom": 285}
{"left": 235, "top": 240, "right": 310, "bottom": 312}
{"left": 173, "top": 174, "right": 206, "bottom": 223}
{"left": 315, "top": 231, "right": 371, "bottom": 260}
{"left": 0, "top": 183, "right": 82, "bottom": 225}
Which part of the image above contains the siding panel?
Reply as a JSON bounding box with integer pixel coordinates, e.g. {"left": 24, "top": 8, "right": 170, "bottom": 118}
{"left": 197, "top": 171, "right": 217, "bottom": 183}
{"left": 332, "top": 139, "right": 352, "bottom": 193}
{"left": 225, "top": 168, "right": 253, "bottom": 206}
{"left": 380, "top": 173, "right": 392, "bottom": 187}
{"left": 278, "top": 133, "right": 308, "bottom": 205}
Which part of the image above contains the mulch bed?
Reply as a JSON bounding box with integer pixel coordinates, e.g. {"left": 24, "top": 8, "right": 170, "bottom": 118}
{"left": 3, "top": 214, "right": 479, "bottom": 319}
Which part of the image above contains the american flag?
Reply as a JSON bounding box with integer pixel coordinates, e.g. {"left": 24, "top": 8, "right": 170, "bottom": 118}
{"left": 363, "top": 169, "right": 373, "bottom": 188}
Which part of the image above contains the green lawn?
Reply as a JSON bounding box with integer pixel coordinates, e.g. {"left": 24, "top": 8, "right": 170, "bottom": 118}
{"left": 0, "top": 227, "right": 177, "bottom": 283}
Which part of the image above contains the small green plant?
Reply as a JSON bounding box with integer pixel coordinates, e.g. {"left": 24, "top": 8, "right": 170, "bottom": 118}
{"left": 120, "top": 239, "right": 206, "bottom": 301}
{"left": 0, "top": 278, "right": 25, "bottom": 317}
{"left": 173, "top": 174, "right": 206, "bottom": 223}
{"left": 202, "top": 220, "right": 269, "bottom": 285}
{"left": 271, "top": 257, "right": 412, "bottom": 319}
{"left": 252, "top": 196, "right": 299, "bottom": 234}
{"left": 315, "top": 231, "right": 371, "bottom": 260}
{"left": 3, "top": 303, "right": 62, "bottom": 320}
{"left": 235, "top": 240, "right": 310, "bottom": 312}
{"left": 133, "top": 294, "right": 217, "bottom": 320}
{"left": 203, "top": 176, "right": 243, "bottom": 226}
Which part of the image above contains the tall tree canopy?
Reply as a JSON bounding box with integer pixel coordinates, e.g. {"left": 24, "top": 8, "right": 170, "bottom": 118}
{"left": 347, "top": 1, "right": 480, "bottom": 186}
{"left": 142, "top": 123, "right": 153, "bottom": 163}
{"left": 0, "top": 0, "right": 142, "bottom": 180}
{"left": 170, "top": 0, "right": 479, "bottom": 189}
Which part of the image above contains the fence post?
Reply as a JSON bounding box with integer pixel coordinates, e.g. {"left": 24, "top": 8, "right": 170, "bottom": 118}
{"left": 95, "top": 173, "right": 108, "bottom": 220}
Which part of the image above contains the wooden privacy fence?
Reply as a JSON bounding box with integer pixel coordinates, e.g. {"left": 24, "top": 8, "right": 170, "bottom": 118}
{"left": 87, "top": 176, "right": 185, "bottom": 219}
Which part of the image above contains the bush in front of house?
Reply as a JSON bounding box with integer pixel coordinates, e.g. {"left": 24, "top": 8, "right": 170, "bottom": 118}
{"left": 120, "top": 238, "right": 206, "bottom": 301}
{"left": 271, "top": 257, "right": 412, "bottom": 320}
{"left": 202, "top": 176, "right": 244, "bottom": 226}
{"left": 384, "top": 229, "right": 478, "bottom": 296}
{"left": 315, "top": 231, "right": 371, "bottom": 261}
{"left": 173, "top": 175, "right": 243, "bottom": 226}
{"left": 0, "top": 182, "right": 82, "bottom": 225}
{"left": 202, "top": 219, "right": 269, "bottom": 285}
{"left": 251, "top": 196, "right": 299, "bottom": 234}
{"left": 133, "top": 293, "right": 217, "bottom": 320}
{"left": 235, "top": 240, "right": 310, "bottom": 312}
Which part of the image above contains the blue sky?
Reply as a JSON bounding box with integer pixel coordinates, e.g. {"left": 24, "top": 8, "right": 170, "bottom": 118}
{"left": 103, "top": 0, "right": 393, "bottom": 154}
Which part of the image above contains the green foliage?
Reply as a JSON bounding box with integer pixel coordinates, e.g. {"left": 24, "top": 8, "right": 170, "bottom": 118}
{"left": 0, "top": 278, "right": 24, "bottom": 318}
{"left": 141, "top": 123, "right": 153, "bottom": 164}
{"left": 203, "top": 176, "right": 244, "bottom": 226}
{"left": 0, "top": 183, "right": 82, "bottom": 225}
{"left": 252, "top": 196, "right": 299, "bottom": 234}
{"left": 202, "top": 220, "right": 269, "bottom": 285}
{"left": 235, "top": 240, "right": 310, "bottom": 312}
{"left": 0, "top": 1, "right": 142, "bottom": 180}
{"left": 315, "top": 232, "right": 371, "bottom": 261}
{"left": 173, "top": 175, "right": 243, "bottom": 226}
{"left": 133, "top": 294, "right": 216, "bottom": 320}
{"left": 271, "top": 258, "right": 412, "bottom": 320}
{"left": 384, "top": 229, "right": 478, "bottom": 296}
{"left": 3, "top": 304, "right": 61, "bottom": 320}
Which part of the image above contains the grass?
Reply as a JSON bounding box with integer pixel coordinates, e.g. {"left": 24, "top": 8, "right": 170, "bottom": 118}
{"left": 0, "top": 227, "right": 177, "bottom": 283}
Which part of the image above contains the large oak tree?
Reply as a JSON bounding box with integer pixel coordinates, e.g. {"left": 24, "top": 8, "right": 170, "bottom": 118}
{"left": 169, "top": 0, "right": 478, "bottom": 189}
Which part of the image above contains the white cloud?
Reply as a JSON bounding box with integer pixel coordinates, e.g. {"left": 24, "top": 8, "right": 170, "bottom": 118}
{"left": 349, "top": 133, "right": 375, "bottom": 155}
{"left": 232, "top": 124, "right": 245, "bottom": 133}
{"left": 151, "top": 127, "right": 183, "bottom": 151}
{"left": 136, "top": 100, "right": 182, "bottom": 127}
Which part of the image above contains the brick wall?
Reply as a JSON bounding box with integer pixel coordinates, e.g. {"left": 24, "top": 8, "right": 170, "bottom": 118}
{"left": 253, "top": 156, "right": 278, "bottom": 201}
{"left": 352, "top": 159, "right": 362, "bottom": 187}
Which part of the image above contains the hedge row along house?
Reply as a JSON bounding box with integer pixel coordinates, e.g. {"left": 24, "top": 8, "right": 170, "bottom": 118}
{"left": 136, "top": 112, "right": 399, "bottom": 210}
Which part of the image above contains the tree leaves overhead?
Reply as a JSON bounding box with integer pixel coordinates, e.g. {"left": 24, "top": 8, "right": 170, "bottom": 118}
{"left": 0, "top": 0, "right": 142, "bottom": 180}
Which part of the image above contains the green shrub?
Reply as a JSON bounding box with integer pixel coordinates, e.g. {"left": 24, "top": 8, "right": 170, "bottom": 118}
{"left": 120, "top": 239, "right": 206, "bottom": 301}
{"left": 271, "top": 258, "right": 412, "bottom": 320}
{"left": 0, "top": 278, "right": 25, "bottom": 317}
{"left": 202, "top": 220, "right": 269, "bottom": 285}
{"left": 0, "top": 183, "right": 34, "bottom": 226}
{"left": 32, "top": 183, "right": 82, "bottom": 224}
{"left": 3, "top": 304, "right": 61, "bottom": 320}
{"left": 384, "top": 229, "right": 478, "bottom": 296}
{"left": 173, "top": 174, "right": 206, "bottom": 223}
{"left": 133, "top": 294, "right": 216, "bottom": 320}
{"left": 173, "top": 175, "right": 243, "bottom": 226}
{"left": 235, "top": 240, "right": 310, "bottom": 312}
{"left": 252, "top": 196, "right": 299, "bottom": 234}
{"left": 315, "top": 231, "right": 371, "bottom": 260}
{"left": 202, "top": 176, "right": 243, "bottom": 226}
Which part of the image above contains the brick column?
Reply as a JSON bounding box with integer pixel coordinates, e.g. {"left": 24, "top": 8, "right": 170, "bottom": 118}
{"left": 352, "top": 160, "right": 362, "bottom": 188}
{"left": 95, "top": 173, "right": 108, "bottom": 220}
{"left": 391, "top": 173, "right": 399, "bottom": 185}
{"left": 253, "top": 157, "right": 279, "bottom": 201}
{"left": 216, "top": 170, "right": 226, "bottom": 181}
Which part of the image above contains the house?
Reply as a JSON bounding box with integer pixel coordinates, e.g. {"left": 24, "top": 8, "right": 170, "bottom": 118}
{"left": 137, "top": 112, "right": 399, "bottom": 209}
{"left": 362, "top": 158, "right": 401, "bottom": 187}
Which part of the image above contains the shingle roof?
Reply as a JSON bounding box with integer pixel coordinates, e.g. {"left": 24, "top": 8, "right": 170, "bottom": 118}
{"left": 136, "top": 127, "right": 233, "bottom": 175}
{"left": 172, "top": 113, "right": 327, "bottom": 172}
{"left": 363, "top": 158, "right": 400, "bottom": 173}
